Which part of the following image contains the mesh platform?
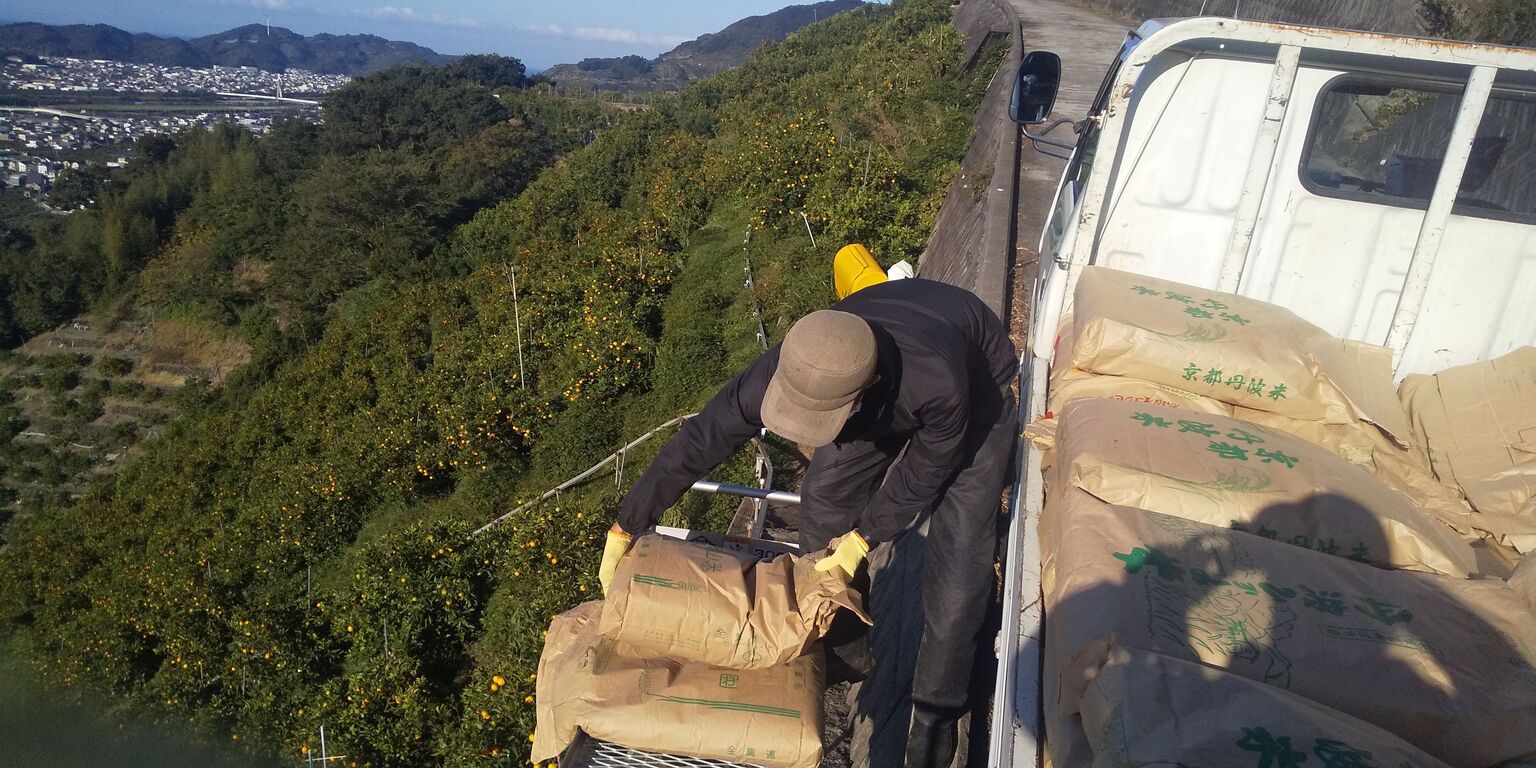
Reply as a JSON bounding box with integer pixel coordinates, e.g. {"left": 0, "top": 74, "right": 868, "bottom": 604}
{"left": 561, "top": 732, "right": 764, "bottom": 768}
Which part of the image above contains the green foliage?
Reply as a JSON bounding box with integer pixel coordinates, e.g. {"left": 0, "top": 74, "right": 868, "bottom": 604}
{"left": 0, "top": 124, "right": 262, "bottom": 337}
{"left": 319, "top": 56, "right": 524, "bottom": 156}
{"left": 0, "top": 55, "right": 583, "bottom": 354}
{"left": 46, "top": 164, "right": 111, "bottom": 210}
{"left": 38, "top": 365, "right": 79, "bottom": 394}
{"left": 1421, "top": 0, "right": 1536, "bottom": 43}
{"left": 99, "top": 356, "right": 134, "bottom": 377}
{"left": 441, "top": 54, "right": 530, "bottom": 90}
{"left": 0, "top": 2, "right": 989, "bottom": 765}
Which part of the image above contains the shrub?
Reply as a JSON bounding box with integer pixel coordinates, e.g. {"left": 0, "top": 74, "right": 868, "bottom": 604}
{"left": 99, "top": 357, "right": 134, "bottom": 377}
{"left": 39, "top": 367, "right": 78, "bottom": 395}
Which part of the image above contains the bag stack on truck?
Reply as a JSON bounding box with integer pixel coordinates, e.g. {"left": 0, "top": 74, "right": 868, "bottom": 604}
{"left": 531, "top": 535, "right": 869, "bottom": 767}
{"left": 1400, "top": 348, "right": 1536, "bottom": 556}
{"left": 1036, "top": 267, "right": 1536, "bottom": 767}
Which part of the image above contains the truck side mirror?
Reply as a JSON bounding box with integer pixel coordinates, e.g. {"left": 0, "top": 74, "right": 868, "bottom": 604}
{"left": 1010, "top": 51, "right": 1062, "bottom": 125}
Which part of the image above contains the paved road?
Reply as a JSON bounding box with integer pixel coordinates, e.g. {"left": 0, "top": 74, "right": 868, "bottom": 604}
{"left": 1013, "top": 0, "right": 1129, "bottom": 121}
{"left": 1005, "top": 0, "right": 1129, "bottom": 347}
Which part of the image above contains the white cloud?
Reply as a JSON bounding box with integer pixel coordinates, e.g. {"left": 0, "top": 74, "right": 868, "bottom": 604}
{"left": 355, "top": 5, "right": 484, "bottom": 29}
{"left": 197, "top": 0, "right": 303, "bottom": 10}
{"left": 518, "top": 22, "right": 687, "bottom": 48}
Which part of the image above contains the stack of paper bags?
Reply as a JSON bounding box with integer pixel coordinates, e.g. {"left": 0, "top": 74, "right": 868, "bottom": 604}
{"left": 1053, "top": 398, "right": 1479, "bottom": 576}
{"left": 1040, "top": 266, "right": 1519, "bottom": 575}
{"left": 1040, "top": 487, "right": 1536, "bottom": 767}
{"left": 1400, "top": 348, "right": 1536, "bottom": 555}
{"left": 532, "top": 536, "right": 869, "bottom": 767}
{"left": 1076, "top": 646, "right": 1453, "bottom": 768}
{"left": 532, "top": 601, "right": 824, "bottom": 767}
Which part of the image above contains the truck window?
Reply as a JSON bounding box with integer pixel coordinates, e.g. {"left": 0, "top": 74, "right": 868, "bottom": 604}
{"left": 1455, "top": 91, "right": 1536, "bottom": 221}
{"left": 1302, "top": 79, "right": 1459, "bottom": 206}
{"left": 1303, "top": 79, "right": 1536, "bottom": 222}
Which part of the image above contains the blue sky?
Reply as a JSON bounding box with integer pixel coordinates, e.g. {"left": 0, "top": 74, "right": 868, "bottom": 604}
{"left": 0, "top": 0, "right": 821, "bottom": 71}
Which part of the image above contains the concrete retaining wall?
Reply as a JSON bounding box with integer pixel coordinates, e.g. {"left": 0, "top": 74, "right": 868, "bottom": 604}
{"left": 914, "top": 0, "right": 1019, "bottom": 320}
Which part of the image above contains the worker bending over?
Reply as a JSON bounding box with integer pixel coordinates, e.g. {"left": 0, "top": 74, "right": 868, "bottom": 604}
{"left": 600, "top": 274, "right": 1017, "bottom": 768}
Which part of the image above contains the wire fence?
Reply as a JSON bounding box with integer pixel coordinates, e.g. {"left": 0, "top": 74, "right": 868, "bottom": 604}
{"left": 471, "top": 413, "right": 698, "bottom": 537}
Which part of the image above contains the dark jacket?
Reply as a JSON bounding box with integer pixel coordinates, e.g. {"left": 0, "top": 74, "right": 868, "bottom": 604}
{"left": 617, "top": 278, "right": 1017, "bottom": 541}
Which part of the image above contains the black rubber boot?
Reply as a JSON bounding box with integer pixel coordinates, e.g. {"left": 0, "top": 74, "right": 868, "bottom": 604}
{"left": 824, "top": 650, "right": 867, "bottom": 685}
{"left": 822, "top": 572, "right": 876, "bottom": 685}
{"left": 824, "top": 629, "right": 875, "bottom": 684}
{"left": 905, "top": 702, "right": 960, "bottom": 768}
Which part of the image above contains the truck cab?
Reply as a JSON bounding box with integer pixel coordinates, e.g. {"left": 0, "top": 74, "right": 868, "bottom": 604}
{"left": 993, "top": 16, "right": 1536, "bottom": 767}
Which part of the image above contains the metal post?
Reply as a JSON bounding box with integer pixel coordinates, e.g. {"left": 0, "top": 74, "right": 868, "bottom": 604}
{"left": 742, "top": 226, "right": 769, "bottom": 352}
{"left": 751, "top": 438, "right": 775, "bottom": 538}
{"left": 1218, "top": 44, "right": 1300, "bottom": 293}
{"left": 1385, "top": 65, "right": 1496, "bottom": 367}
{"left": 799, "top": 212, "right": 817, "bottom": 248}
{"left": 509, "top": 265, "right": 527, "bottom": 390}
{"left": 991, "top": 352, "right": 1047, "bottom": 767}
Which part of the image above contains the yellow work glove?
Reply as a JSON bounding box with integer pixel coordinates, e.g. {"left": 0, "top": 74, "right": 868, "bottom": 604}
{"left": 599, "top": 527, "right": 632, "bottom": 596}
{"left": 814, "top": 530, "right": 870, "bottom": 581}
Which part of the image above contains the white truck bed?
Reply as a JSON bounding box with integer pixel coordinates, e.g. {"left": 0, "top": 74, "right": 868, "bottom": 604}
{"left": 991, "top": 17, "right": 1536, "bottom": 767}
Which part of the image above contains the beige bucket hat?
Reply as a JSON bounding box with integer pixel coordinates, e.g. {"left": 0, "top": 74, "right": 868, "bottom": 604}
{"left": 762, "top": 310, "right": 878, "bottom": 446}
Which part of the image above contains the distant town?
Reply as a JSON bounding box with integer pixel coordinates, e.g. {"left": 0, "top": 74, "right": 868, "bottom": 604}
{"left": 1, "top": 55, "right": 352, "bottom": 199}
{"left": 4, "top": 55, "right": 350, "bottom": 94}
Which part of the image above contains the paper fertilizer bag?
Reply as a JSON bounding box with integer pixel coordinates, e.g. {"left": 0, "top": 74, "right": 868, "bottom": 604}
{"left": 1400, "top": 347, "right": 1536, "bottom": 553}
{"left": 1047, "top": 315, "right": 1234, "bottom": 419}
{"left": 1226, "top": 405, "right": 1475, "bottom": 520}
{"left": 1514, "top": 556, "right": 1536, "bottom": 614}
{"left": 532, "top": 601, "right": 824, "bottom": 768}
{"left": 601, "top": 534, "right": 870, "bottom": 669}
{"left": 1056, "top": 398, "right": 1478, "bottom": 577}
{"left": 1222, "top": 404, "right": 1527, "bottom": 575}
{"left": 1041, "top": 487, "right": 1536, "bottom": 766}
{"left": 1069, "top": 266, "right": 1413, "bottom": 441}
{"left": 1075, "top": 646, "right": 1452, "bottom": 768}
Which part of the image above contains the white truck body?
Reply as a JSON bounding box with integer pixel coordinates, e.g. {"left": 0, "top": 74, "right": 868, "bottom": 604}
{"left": 991, "top": 17, "right": 1536, "bottom": 767}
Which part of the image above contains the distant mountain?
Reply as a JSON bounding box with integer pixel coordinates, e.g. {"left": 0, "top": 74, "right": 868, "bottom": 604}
{"left": 0, "top": 23, "right": 206, "bottom": 67}
{"left": 542, "top": 0, "right": 867, "bottom": 93}
{"left": 188, "top": 24, "right": 447, "bottom": 74}
{"left": 0, "top": 22, "right": 448, "bottom": 75}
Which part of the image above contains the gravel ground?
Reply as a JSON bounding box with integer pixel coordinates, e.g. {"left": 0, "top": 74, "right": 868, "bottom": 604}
{"left": 821, "top": 682, "right": 854, "bottom": 768}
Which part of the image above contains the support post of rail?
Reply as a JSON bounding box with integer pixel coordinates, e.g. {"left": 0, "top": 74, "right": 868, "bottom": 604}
{"left": 1384, "top": 65, "right": 1496, "bottom": 370}
{"left": 1218, "top": 44, "right": 1300, "bottom": 293}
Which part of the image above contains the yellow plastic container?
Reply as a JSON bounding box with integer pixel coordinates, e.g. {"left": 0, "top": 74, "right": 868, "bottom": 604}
{"left": 833, "top": 244, "right": 888, "bottom": 299}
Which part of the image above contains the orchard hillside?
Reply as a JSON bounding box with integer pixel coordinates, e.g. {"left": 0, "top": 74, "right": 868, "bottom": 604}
{"left": 0, "top": 2, "right": 1001, "bottom": 765}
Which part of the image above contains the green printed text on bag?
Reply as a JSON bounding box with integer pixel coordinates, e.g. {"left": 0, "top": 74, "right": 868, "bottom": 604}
{"left": 1057, "top": 398, "right": 1477, "bottom": 576}
{"left": 1069, "top": 266, "right": 1412, "bottom": 441}
{"left": 1040, "top": 488, "right": 1536, "bottom": 767}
